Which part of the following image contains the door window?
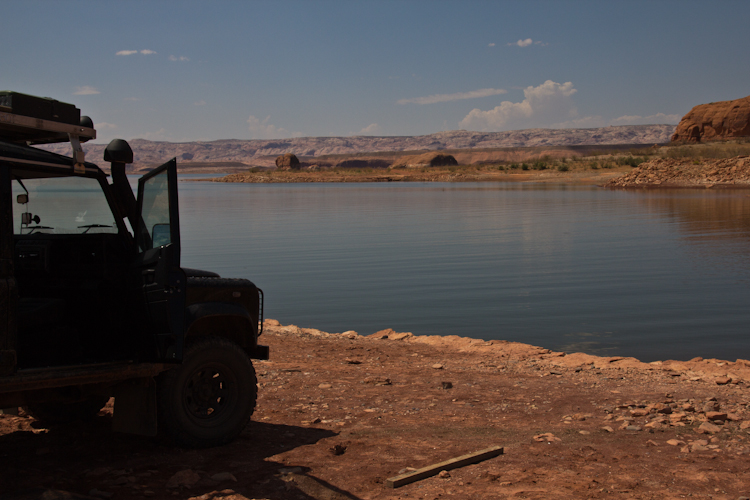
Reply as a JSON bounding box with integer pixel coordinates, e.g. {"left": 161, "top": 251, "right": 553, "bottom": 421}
{"left": 137, "top": 169, "right": 171, "bottom": 251}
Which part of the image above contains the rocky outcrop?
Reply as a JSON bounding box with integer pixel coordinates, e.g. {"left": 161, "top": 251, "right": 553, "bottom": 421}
{"left": 606, "top": 157, "right": 750, "bottom": 188}
{"left": 391, "top": 152, "right": 458, "bottom": 168}
{"left": 671, "top": 96, "right": 750, "bottom": 142}
{"left": 275, "top": 153, "right": 300, "bottom": 170}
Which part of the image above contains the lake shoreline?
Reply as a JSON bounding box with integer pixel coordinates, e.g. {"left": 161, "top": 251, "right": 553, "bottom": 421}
{"left": 203, "top": 168, "right": 626, "bottom": 185}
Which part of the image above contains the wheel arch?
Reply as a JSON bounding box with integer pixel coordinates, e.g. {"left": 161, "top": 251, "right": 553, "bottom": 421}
{"left": 185, "top": 302, "right": 255, "bottom": 348}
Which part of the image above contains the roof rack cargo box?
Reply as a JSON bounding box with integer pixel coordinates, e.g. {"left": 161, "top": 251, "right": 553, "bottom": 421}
{"left": 0, "top": 91, "right": 80, "bottom": 125}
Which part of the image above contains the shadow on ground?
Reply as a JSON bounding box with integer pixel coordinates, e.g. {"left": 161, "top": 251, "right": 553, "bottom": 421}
{"left": 0, "top": 415, "right": 362, "bottom": 500}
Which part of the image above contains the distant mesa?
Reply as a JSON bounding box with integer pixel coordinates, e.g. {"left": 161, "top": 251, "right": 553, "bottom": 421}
{"left": 275, "top": 153, "right": 300, "bottom": 170}
{"left": 392, "top": 152, "right": 458, "bottom": 169}
{"left": 672, "top": 95, "right": 750, "bottom": 142}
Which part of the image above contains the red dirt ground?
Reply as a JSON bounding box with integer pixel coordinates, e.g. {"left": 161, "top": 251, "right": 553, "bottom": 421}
{"left": 2, "top": 320, "right": 750, "bottom": 500}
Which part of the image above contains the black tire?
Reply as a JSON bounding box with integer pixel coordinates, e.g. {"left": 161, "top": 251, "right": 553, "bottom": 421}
{"left": 26, "top": 395, "right": 110, "bottom": 425}
{"left": 157, "top": 336, "right": 257, "bottom": 448}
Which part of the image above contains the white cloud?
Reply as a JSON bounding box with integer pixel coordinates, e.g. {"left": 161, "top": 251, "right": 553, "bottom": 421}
{"left": 117, "top": 49, "right": 157, "bottom": 56}
{"left": 488, "top": 43, "right": 496, "bottom": 47}
{"left": 507, "top": 38, "right": 547, "bottom": 48}
{"left": 398, "top": 88, "right": 507, "bottom": 105}
{"left": 247, "top": 115, "right": 292, "bottom": 139}
{"left": 459, "top": 80, "right": 578, "bottom": 131}
{"left": 169, "top": 55, "right": 190, "bottom": 62}
{"left": 357, "top": 123, "right": 381, "bottom": 135}
{"left": 95, "top": 122, "right": 118, "bottom": 130}
{"left": 73, "top": 86, "right": 100, "bottom": 95}
{"left": 194, "top": 100, "right": 206, "bottom": 106}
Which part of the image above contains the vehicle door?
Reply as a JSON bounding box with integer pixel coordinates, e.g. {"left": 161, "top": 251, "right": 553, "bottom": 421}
{"left": 0, "top": 165, "right": 17, "bottom": 375}
{"left": 133, "top": 159, "right": 186, "bottom": 362}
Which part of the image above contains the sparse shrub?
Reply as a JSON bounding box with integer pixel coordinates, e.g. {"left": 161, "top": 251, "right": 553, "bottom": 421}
{"left": 532, "top": 161, "right": 547, "bottom": 170}
{"left": 590, "top": 161, "right": 599, "bottom": 170}
{"left": 510, "top": 163, "right": 519, "bottom": 170}
{"left": 521, "top": 163, "right": 529, "bottom": 171}
{"left": 557, "top": 164, "right": 569, "bottom": 172}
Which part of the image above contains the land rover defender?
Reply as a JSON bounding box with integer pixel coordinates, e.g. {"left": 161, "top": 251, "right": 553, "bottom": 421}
{"left": 0, "top": 91, "right": 266, "bottom": 448}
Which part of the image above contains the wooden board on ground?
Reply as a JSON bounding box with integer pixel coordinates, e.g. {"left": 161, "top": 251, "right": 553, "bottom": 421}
{"left": 385, "top": 445, "right": 504, "bottom": 488}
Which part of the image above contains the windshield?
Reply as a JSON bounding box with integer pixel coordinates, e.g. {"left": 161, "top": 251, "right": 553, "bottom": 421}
{"left": 11, "top": 176, "right": 118, "bottom": 235}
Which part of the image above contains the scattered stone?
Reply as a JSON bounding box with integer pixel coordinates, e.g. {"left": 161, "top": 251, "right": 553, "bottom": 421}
{"left": 706, "top": 412, "right": 728, "bottom": 421}
{"left": 210, "top": 472, "right": 237, "bottom": 482}
{"left": 341, "top": 331, "right": 358, "bottom": 339}
{"left": 667, "top": 439, "right": 686, "bottom": 446}
{"left": 318, "top": 383, "right": 332, "bottom": 389}
{"left": 601, "top": 426, "right": 614, "bottom": 433}
{"left": 389, "top": 332, "right": 413, "bottom": 341}
{"left": 432, "top": 364, "right": 444, "bottom": 370}
{"left": 438, "top": 470, "right": 451, "bottom": 479}
{"left": 533, "top": 433, "right": 561, "bottom": 443}
{"left": 630, "top": 409, "right": 649, "bottom": 417}
{"left": 329, "top": 444, "right": 347, "bottom": 456}
{"left": 715, "top": 377, "right": 732, "bottom": 385}
{"left": 363, "top": 376, "right": 391, "bottom": 386}
{"left": 646, "top": 440, "right": 659, "bottom": 447}
{"left": 579, "top": 430, "right": 591, "bottom": 435}
{"left": 739, "top": 421, "right": 750, "bottom": 430}
{"left": 697, "top": 422, "right": 722, "bottom": 434}
{"left": 166, "top": 469, "right": 201, "bottom": 489}
{"left": 625, "top": 425, "right": 642, "bottom": 432}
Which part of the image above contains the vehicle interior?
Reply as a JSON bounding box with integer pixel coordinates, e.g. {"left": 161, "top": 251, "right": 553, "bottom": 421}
{"left": 9, "top": 163, "right": 139, "bottom": 369}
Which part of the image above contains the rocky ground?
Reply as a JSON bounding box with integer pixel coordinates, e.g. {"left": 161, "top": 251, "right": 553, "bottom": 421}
{"left": 607, "top": 157, "right": 750, "bottom": 188}
{"left": 2, "top": 320, "right": 750, "bottom": 500}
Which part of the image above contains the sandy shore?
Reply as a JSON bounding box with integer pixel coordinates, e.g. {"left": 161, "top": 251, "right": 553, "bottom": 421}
{"left": 2, "top": 320, "right": 749, "bottom": 500}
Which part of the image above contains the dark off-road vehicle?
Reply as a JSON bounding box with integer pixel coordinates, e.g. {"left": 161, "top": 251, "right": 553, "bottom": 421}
{"left": 0, "top": 92, "right": 267, "bottom": 447}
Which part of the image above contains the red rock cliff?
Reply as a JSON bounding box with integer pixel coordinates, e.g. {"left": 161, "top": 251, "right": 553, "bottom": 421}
{"left": 671, "top": 95, "right": 750, "bottom": 142}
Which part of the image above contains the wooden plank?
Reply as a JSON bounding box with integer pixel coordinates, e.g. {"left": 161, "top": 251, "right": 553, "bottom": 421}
{"left": 385, "top": 445, "right": 504, "bottom": 488}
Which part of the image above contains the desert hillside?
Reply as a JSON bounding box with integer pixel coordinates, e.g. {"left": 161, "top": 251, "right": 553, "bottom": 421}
{"left": 40, "top": 125, "right": 675, "bottom": 171}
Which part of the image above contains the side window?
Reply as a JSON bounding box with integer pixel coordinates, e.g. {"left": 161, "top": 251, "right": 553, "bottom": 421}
{"left": 137, "top": 168, "right": 171, "bottom": 252}
{"left": 11, "top": 176, "right": 118, "bottom": 235}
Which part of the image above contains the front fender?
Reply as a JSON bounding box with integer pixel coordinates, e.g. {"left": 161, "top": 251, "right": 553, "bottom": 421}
{"left": 185, "top": 302, "right": 253, "bottom": 342}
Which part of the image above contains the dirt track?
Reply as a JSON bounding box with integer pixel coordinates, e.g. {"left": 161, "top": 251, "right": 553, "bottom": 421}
{"left": 2, "top": 320, "right": 750, "bottom": 500}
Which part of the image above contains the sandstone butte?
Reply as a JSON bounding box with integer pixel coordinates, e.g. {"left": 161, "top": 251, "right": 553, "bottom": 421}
{"left": 672, "top": 95, "right": 750, "bottom": 142}
{"left": 2, "top": 319, "right": 750, "bottom": 500}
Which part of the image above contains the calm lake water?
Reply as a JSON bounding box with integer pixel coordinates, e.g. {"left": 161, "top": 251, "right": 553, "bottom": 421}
{"left": 174, "top": 177, "right": 750, "bottom": 362}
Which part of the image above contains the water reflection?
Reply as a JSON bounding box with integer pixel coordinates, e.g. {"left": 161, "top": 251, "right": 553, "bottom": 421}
{"left": 175, "top": 181, "right": 750, "bottom": 362}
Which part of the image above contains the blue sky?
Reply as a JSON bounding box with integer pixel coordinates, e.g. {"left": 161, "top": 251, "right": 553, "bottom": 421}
{"left": 4, "top": 0, "right": 750, "bottom": 144}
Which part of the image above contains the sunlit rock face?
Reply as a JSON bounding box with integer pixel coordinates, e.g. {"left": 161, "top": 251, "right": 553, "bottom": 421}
{"left": 672, "top": 95, "right": 750, "bottom": 142}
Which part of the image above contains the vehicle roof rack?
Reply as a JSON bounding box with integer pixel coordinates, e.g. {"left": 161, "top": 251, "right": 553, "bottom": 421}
{"left": 0, "top": 91, "right": 97, "bottom": 172}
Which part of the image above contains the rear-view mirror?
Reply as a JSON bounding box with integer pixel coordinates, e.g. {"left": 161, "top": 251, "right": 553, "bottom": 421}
{"left": 151, "top": 223, "right": 171, "bottom": 247}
